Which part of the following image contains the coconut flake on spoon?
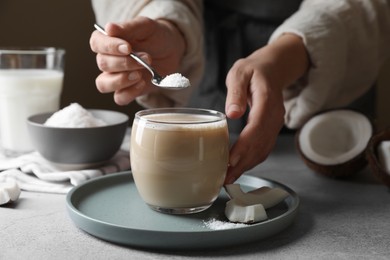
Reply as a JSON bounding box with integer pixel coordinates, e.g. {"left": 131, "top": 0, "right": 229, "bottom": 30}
{"left": 159, "top": 73, "right": 190, "bottom": 89}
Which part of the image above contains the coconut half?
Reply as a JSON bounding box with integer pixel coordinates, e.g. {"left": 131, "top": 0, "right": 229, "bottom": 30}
{"left": 366, "top": 128, "right": 390, "bottom": 187}
{"left": 296, "top": 109, "right": 373, "bottom": 177}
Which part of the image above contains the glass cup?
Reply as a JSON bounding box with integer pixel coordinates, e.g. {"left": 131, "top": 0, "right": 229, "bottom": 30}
{"left": 0, "top": 47, "right": 65, "bottom": 156}
{"left": 130, "top": 108, "right": 229, "bottom": 214}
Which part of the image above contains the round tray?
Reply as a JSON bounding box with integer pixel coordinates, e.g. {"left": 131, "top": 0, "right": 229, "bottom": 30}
{"left": 66, "top": 171, "right": 299, "bottom": 250}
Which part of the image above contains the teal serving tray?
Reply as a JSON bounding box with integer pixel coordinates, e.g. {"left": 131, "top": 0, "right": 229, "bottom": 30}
{"left": 66, "top": 171, "right": 299, "bottom": 250}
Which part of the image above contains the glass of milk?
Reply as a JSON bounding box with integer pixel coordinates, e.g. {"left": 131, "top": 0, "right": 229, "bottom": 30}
{"left": 130, "top": 108, "right": 229, "bottom": 214}
{"left": 0, "top": 47, "right": 65, "bottom": 156}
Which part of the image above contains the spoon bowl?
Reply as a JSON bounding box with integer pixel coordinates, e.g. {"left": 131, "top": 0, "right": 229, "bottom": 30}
{"left": 94, "top": 24, "right": 189, "bottom": 89}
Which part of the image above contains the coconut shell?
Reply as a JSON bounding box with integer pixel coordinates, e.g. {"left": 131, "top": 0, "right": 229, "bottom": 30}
{"left": 295, "top": 109, "right": 374, "bottom": 178}
{"left": 295, "top": 130, "right": 368, "bottom": 178}
{"left": 366, "top": 128, "right": 390, "bottom": 187}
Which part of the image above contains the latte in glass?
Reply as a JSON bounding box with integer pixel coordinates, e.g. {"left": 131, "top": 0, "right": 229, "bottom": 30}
{"left": 130, "top": 108, "right": 229, "bottom": 214}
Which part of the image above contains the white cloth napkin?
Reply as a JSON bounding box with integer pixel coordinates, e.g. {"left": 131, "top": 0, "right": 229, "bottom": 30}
{"left": 0, "top": 129, "right": 131, "bottom": 194}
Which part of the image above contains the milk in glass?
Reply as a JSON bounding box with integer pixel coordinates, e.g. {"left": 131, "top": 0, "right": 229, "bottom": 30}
{"left": 0, "top": 69, "right": 63, "bottom": 153}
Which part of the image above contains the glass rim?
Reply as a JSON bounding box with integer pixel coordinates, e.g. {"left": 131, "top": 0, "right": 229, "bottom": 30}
{"left": 0, "top": 47, "right": 65, "bottom": 55}
{"left": 135, "top": 108, "right": 226, "bottom": 125}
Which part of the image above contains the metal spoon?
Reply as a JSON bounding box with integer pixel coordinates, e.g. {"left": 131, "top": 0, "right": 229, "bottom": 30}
{"left": 94, "top": 24, "right": 189, "bottom": 89}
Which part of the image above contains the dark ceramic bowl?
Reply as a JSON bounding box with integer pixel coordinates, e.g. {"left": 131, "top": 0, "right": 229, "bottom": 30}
{"left": 27, "top": 109, "right": 129, "bottom": 167}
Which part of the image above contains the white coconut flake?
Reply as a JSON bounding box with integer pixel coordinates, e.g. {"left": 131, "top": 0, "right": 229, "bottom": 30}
{"left": 203, "top": 218, "right": 249, "bottom": 230}
{"left": 44, "top": 103, "right": 107, "bottom": 128}
{"left": 159, "top": 73, "right": 190, "bottom": 88}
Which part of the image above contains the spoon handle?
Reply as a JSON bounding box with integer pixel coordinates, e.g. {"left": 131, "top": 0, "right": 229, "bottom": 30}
{"left": 129, "top": 53, "right": 162, "bottom": 82}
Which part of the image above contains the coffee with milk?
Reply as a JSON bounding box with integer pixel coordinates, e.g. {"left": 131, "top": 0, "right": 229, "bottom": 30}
{"left": 130, "top": 108, "right": 229, "bottom": 214}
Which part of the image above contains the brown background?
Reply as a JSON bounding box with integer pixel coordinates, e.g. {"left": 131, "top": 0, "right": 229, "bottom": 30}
{"left": 1, "top": 0, "right": 389, "bottom": 129}
{"left": 0, "top": 0, "right": 142, "bottom": 123}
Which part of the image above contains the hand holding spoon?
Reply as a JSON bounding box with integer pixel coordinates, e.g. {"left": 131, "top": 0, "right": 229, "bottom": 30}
{"left": 94, "top": 24, "right": 190, "bottom": 89}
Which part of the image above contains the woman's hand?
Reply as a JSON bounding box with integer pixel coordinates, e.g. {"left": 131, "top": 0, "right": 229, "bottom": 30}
{"left": 224, "top": 33, "right": 309, "bottom": 184}
{"left": 89, "top": 17, "right": 185, "bottom": 105}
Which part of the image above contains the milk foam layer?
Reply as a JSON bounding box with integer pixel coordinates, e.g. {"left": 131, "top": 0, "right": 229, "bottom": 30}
{"left": 139, "top": 113, "right": 227, "bottom": 130}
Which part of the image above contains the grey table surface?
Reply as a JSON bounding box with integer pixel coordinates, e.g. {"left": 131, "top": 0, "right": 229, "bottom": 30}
{"left": 1, "top": 134, "right": 389, "bottom": 260}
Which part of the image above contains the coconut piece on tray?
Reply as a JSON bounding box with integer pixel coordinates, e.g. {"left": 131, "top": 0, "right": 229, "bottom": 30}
{"left": 223, "top": 184, "right": 289, "bottom": 224}
{"left": 225, "top": 184, "right": 289, "bottom": 208}
{"left": 225, "top": 198, "right": 268, "bottom": 223}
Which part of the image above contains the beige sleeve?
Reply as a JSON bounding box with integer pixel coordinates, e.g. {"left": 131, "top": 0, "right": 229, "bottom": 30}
{"left": 91, "top": 0, "right": 204, "bottom": 108}
{"left": 269, "top": 0, "right": 390, "bottom": 129}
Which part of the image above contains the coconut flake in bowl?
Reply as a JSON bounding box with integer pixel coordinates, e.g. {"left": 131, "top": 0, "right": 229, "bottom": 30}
{"left": 44, "top": 103, "right": 107, "bottom": 128}
{"left": 27, "top": 104, "right": 129, "bottom": 166}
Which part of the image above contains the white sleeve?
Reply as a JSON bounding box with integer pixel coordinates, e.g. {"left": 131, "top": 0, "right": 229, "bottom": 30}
{"left": 91, "top": 0, "right": 204, "bottom": 108}
{"left": 269, "top": 0, "right": 390, "bottom": 129}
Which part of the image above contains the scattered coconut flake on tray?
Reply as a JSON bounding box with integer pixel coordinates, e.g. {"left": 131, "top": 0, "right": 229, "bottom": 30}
{"left": 203, "top": 218, "right": 249, "bottom": 230}
{"left": 44, "top": 103, "right": 107, "bottom": 128}
{"left": 159, "top": 73, "right": 190, "bottom": 88}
